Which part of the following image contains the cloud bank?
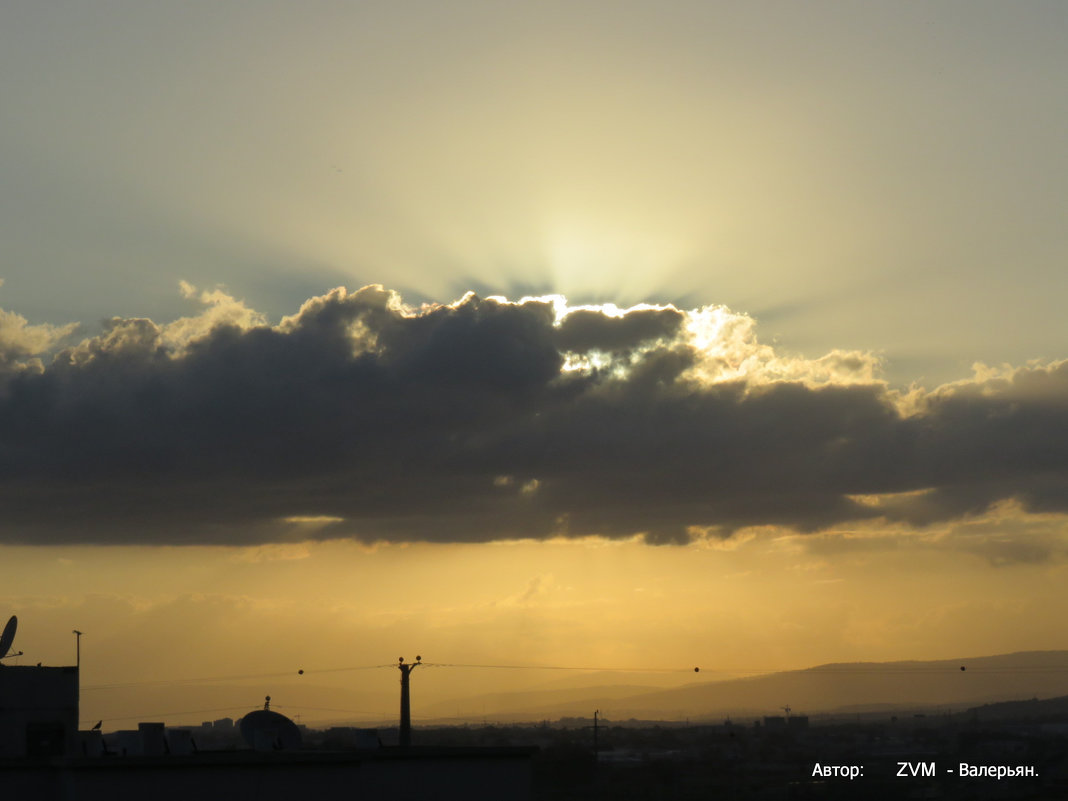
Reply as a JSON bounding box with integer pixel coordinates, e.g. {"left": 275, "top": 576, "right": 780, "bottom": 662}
{"left": 0, "top": 284, "right": 1066, "bottom": 546}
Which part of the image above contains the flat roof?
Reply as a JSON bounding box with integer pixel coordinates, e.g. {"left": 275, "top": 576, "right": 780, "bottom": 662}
{"left": 1, "top": 745, "right": 539, "bottom": 771}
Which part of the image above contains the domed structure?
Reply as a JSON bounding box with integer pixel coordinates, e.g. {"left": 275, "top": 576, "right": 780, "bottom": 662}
{"left": 239, "top": 696, "right": 302, "bottom": 751}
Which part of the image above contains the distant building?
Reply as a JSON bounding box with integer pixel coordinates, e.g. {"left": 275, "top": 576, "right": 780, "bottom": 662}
{"left": 321, "top": 726, "right": 379, "bottom": 750}
{"left": 760, "top": 715, "right": 808, "bottom": 731}
{"left": 137, "top": 723, "right": 166, "bottom": 756}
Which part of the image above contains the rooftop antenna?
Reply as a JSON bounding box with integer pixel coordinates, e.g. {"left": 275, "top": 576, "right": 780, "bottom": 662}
{"left": 0, "top": 616, "right": 21, "bottom": 663}
{"left": 782, "top": 705, "right": 791, "bottom": 718}
{"left": 398, "top": 655, "right": 421, "bottom": 747}
{"left": 72, "top": 630, "right": 83, "bottom": 668}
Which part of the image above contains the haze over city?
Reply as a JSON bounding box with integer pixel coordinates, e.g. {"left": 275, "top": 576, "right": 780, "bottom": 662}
{"left": 1, "top": 2, "right": 1066, "bottom": 728}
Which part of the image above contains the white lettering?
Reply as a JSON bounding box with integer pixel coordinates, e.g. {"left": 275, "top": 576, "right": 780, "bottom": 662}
{"left": 812, "top": 763, "right": 861, "bottom": 779}
{"left": 897, "top": 761, "right": 935, "bottom": 777}
{"left": 959, "top": 763, "right": 1038, "bottom": 779}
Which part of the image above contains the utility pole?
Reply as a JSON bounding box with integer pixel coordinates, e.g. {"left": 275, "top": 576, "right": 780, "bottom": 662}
{"left": 398, "top": 655, "right": 421, "bottom": 747}
{"left": 584, "top": 710, "right": 602, "bottom": 756}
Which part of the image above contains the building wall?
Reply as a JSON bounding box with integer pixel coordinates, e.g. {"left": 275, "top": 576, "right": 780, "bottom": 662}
{"left": 0, "top": 666, "right": 78, "bottom": 758}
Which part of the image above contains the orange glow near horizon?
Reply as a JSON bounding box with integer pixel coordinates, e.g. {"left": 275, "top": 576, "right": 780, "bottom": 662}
{"left": 4, "top": 501, "right": 1068, "bottom": 726}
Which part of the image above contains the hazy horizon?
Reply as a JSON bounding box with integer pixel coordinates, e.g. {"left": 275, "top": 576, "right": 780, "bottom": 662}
{"left": 60, "top": 647, "right": 1068, "bottom": 731}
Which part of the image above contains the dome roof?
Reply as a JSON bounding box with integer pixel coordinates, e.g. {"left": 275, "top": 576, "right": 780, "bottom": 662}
{"left": 239, "top": 708, "right": 302, "bottom": 751}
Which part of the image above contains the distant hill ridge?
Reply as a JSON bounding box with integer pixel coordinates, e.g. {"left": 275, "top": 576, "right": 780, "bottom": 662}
{"left": 82, "top": 651, "right": 1068, "bottom": 728}
{"left": 961, "top": 693, "right": 1068, "bottom": 722}
{"left": 420, "top": 650, "right": 1068, "bottom": 722}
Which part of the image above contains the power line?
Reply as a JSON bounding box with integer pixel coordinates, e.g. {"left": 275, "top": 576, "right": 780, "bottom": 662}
{"left": 271, "top": 704, "right": 382, "bottom": 716}
{"left": 83, "top": 664, "right": 389, "bottom": 691}
{"left": 425, "top": 662, "right": 1068, "bottom": 674}
{"left": 80, "top": 660, "right": 1068, "bottom": 692}
{"left": 424, "top": 662, "right": 697, "bottom": 672}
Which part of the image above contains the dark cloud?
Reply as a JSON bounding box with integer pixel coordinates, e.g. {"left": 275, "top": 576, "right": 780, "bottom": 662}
{"left": 0, "top": 285, "right": 1067, "bottom": 546}
{"left": 553, "top": 307, "right": 684, "bottom": 353}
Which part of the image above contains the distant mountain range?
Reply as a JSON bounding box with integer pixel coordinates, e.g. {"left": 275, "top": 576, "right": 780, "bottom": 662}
{"left": 82, "top": 650, "right": 1068, "bottom": 730}
{"left": 418, "top": 650, "right": 1068, "bottom": 723}
{"left": 958, "top": 693, "right": 1068, "bottom": 723}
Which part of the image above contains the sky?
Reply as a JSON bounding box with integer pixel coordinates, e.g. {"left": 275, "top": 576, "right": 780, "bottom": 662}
{"left": 2, "top": 1, "right": 1068, "bottom": 727}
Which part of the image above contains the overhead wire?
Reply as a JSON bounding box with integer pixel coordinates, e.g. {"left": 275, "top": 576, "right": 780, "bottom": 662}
{"left": 423, "top": 662, "right": 697, "bottom": 672}
{"left": 82, "top": 664, "right": 390, "bottom": 691}
{"left": 80, "top": 660, "right": 1068, "bottom": 692}
{"left": 77, "top": 660, "right": 1068, "bottom": 729}
{"left": 525, "top": 666, "right": 1068, "bottom": 676}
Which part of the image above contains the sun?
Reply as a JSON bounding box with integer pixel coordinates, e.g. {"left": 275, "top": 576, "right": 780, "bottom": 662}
{"left": 540, "top": 218, "right": 692, "bottom": 306}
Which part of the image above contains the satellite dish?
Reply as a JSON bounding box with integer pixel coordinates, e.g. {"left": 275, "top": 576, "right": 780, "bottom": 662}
{"left": 239, "top": 699, "right": 302, "bottom": 751}
{"left": 0, "top": 616, "right": 16, "bottom": 660}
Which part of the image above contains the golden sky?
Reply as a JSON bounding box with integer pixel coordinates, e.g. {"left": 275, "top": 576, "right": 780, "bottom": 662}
{"left": 10, "top": 509, "right": 1068, "bottom": 727}
{"left": 1, "top": 2, "right": 1067, "bottom": 727}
